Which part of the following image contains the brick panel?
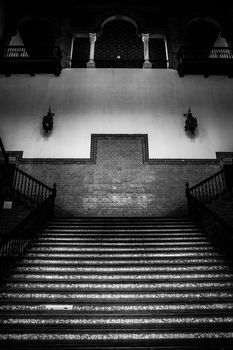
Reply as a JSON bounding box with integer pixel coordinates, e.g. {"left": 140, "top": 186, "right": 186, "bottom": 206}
{"left": 19, "top": 135, "right": 221, "bottom": 217}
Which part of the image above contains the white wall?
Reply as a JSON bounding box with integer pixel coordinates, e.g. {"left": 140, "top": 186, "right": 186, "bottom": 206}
{"left": 0, "top": 68, "right": 233, "bottom": 159}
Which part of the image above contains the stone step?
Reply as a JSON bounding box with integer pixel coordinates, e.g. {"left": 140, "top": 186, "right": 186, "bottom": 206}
{"left": 40, "top": 232, "right": 204, "bottom": 238}
{"left": 1, "top": 315, "right": 233, "bottom": 328}
{"left": 2, "top": 281, "right": 233, "bottom": 291}
{"left": 36, "top": 236, "right": 208, "bottom": 242}
{"left": 1, "top": 330, "right": 233, "bottom": 344}
{"left": 28, "top": 246, "right": 216, "bottom": 252}
{"left": 46, "top": 224, "right": 198, "bottom": 231}
{"left": 43, "top": 228, "right": 201, "bottom": 233}
{"left": 31, "top": 239, "right": 211, "bottom": 249}
{"left": 1, "top": 290, "right": 233, "bottom": 302}
{"left": 8, "top": 271, "right": 233, "bottom": 281}
{"left": 14, "top": 265, "right": 232, "bottom": 273}
{"left": 30, "top": 242, "right": 211, "bottom": 248}
{"left": 1, "top": 301, "right": 233, "bottom": 314}
{"left": 50, "top": 217, "right": 193, "bottom": 222}
{"left": 19, "top": 257, "right": 230, "bottom": 266}
{"left": 24, "top": 252, "right": 221, "bottom": 258}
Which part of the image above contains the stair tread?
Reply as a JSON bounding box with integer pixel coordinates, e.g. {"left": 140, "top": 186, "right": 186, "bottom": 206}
{"left": 1, "top": 216, "right": 233, "bottom": 347}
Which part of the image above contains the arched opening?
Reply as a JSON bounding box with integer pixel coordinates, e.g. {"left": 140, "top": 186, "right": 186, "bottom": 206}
{"left": 95, "top": 18, "right": 144, "bottom": 68}
{"left": 18, "top": 18, "right": 56, "bottom": 56}
{"left": 184, "top": 19, "right": 221, "bottom": 50}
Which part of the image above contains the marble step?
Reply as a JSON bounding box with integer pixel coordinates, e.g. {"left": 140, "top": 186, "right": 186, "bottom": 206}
{"left": 2, "top": 281, "right": 233, "bottom": 292}
{"left": 31, "top": 242, "right": 211, "bottom": 247}
{"left": 27, "top": 246, "right": 216, "bottom": 253}
{"left": 46, "top": 225, "right": 198, "bottom": 230}
{"left": 1, "top": 315, "right": 233, "bottom": 328}
{"left": 1, "top": 301, "right": 233, "bottom": 314}
{"left": 1, "top": 330, "right": 233, "bottom": 343}
{"left": 14, "top": 265, "right": 233, "bottom": 273}
{"left": 40, "top": 232, "right": 204, "bottom": 238}
{"left": 36, "top": 236, "right": 208, "bottom": 242}
{"left": 19, "top": 257, "right": 230, "bottom": 266}
{"left": 8, "top": 272, "right": 233, "bottom": 282}
{"left": 1, "top": 290, "right": 233, "bottom": 302}
{"left": 24, "top": 252, "right": 222, "bottom": 258}
{"left": 50, "top": 218, "right": 193, "bottom": 223}
{"left": 43, "top": 228, "right": 201, "bottom": 233}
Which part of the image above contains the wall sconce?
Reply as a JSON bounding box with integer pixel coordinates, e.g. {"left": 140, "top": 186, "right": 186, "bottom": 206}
{"left": 183, "top": 108, "right": 198, "bottom": 135}
{"left": 43, "top": 107, "right": 54, "bottom": 133}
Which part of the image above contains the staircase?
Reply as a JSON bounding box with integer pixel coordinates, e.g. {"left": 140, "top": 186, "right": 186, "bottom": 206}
{"left": 1, "top": 217, "right": 233, "bottom": 349}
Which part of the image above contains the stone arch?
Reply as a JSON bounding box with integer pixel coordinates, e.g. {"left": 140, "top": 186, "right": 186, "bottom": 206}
{"left": 183, "top": 17, "right": 222, "bottom": 49}
{"left": 100, "top": 15, "right": 139, "bottom": 35}
{"left": 95, "top": 15, "right": 144, "bottom": 68}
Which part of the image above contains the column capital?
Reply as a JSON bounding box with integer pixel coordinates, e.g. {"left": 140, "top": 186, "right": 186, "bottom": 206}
{"left": 89, "top": 33, "right": 97, "bottom": 42}
{"left": 142, "top": 33, "right": 150, "bottom": 42}
{"left": 87, "top": 33, "right": 97, "bottom": 68}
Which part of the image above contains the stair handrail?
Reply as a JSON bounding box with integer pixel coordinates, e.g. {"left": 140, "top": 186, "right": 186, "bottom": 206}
{"left": 0, "top": 181, "right": 56, "bottom": 280}
{"left": 12, "top": 166, "right": 55, "bottom": 206}
{"left": 0, "top": 137, "right": 9, "bottom": 164}
{"left": 187, "top": 169, "right": 226, "bottom": 203}
{"left": 186, "top": 171, "right": 233, "bottom": 256}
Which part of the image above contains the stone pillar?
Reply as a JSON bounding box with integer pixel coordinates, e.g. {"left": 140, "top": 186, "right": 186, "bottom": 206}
{"left": 163, "top": 37, "right": 170, "bottom": 68}
{"left": 142, "top": 33, "right": 152, "bottom": 69}
{"left": 87, "top": 33, "right": 97, "bottom": 68}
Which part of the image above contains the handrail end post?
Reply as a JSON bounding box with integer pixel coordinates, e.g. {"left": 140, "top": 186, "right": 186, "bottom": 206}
{"left": 185, "top": 182, "right": 190, "bottom": 197}
{"left": 52, "top": 183, "right": 57, "bottom": 199}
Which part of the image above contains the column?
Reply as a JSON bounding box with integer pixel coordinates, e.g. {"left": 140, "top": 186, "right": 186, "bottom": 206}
{"left": 142, "top": 33, "right": 152, "bottom": 69}
{"left": 163, "top": 37, "right": 169, "bottom": 68}
{"left": 87, "top": 33, "right": 97, "bottom": 68}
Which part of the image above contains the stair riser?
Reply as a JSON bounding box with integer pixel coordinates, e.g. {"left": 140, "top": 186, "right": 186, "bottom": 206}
{"left": 3, "top": 281, "right": 233, "bottom": 291}
{"left": 19, "top": 258, "right": 228, "bottom": 265}
{"left": 1, "top": 302, "right": 233, "bottom": 313}
{"left": 14, "top": 265, "right": 232, "bottom": 273}
{"left": 24, "top": 252, "right": 221, "bottom": 258}
{"left": 1, "top": 291, "right": 233, "bottom": 302}
{"left": 1, "top": 316, "right": 233, "bottom": 327}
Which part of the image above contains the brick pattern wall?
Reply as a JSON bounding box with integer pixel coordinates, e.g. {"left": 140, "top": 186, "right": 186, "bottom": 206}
{"left": 19, "top": 135, "right": 222, "bottom": 217}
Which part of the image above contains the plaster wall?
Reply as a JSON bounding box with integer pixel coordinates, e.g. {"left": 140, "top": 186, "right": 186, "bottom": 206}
{"left": 0, "top": 68, "right": 233, "bottom": 159}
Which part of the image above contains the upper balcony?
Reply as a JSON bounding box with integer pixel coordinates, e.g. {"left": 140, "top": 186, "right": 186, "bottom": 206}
{"left": 0, "top": 46, "right": 62, "bottom": 76}
{"left": 177, "top": 47, "right": 233, "bottom": 77}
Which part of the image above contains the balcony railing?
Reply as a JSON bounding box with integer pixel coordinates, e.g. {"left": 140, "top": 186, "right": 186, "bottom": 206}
{"left": 0, "top": 45, "right": 62, "bottom": 76}
{"left": 177, "top": 47, "right": 233, "bottom": 77}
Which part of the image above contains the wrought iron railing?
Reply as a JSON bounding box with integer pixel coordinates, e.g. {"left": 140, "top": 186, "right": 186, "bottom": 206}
{"left": 186, "top": 167, "right": 233, "bottom": 256}
{"left": 186, "top": 169, "right": 226, "bottom": 203}
{"left": 0, "top": 138, "right": 56, "bottom": 279}
{"left": 178, "top": 47, "right": 233, "bottom": 61}
{"left": 12, "top": 167, "right": 55, "bottom": 205}
{"left": 1, "top": 45, "right": 61, "bottom": 59}
{"left": 0, "top": 192, "right": 56, "bottom": 279}
{"left": 0, "top": 45, "right": 62, "bottom": 76}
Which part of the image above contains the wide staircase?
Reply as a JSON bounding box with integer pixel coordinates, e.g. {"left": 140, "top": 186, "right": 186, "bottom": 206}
{"left": 1, "top": 217, "right": 233, "bottom": 349}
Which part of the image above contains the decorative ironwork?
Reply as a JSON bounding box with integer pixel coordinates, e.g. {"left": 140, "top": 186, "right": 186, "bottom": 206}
{"left": 183, "top": 108, "right": 198, "bottom": 135}
{"left": 0, "top": 45, "right": 62, "bottom": 76}
{"left": 186, "top": 168, "right": 233, "bottom": 257}
{"left": 0, "top": 158, "right": 57, "bottom": 279}
{"left": 177, "top": 47, "right": 233, "bottom": 77}
{"left": 43, "top": 107, "right": 54, "bottom": 133}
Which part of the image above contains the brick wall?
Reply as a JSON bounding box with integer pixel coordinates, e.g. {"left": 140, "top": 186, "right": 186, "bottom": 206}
{"left": 18, "top": 134, "right": 222, "bottom": 217}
